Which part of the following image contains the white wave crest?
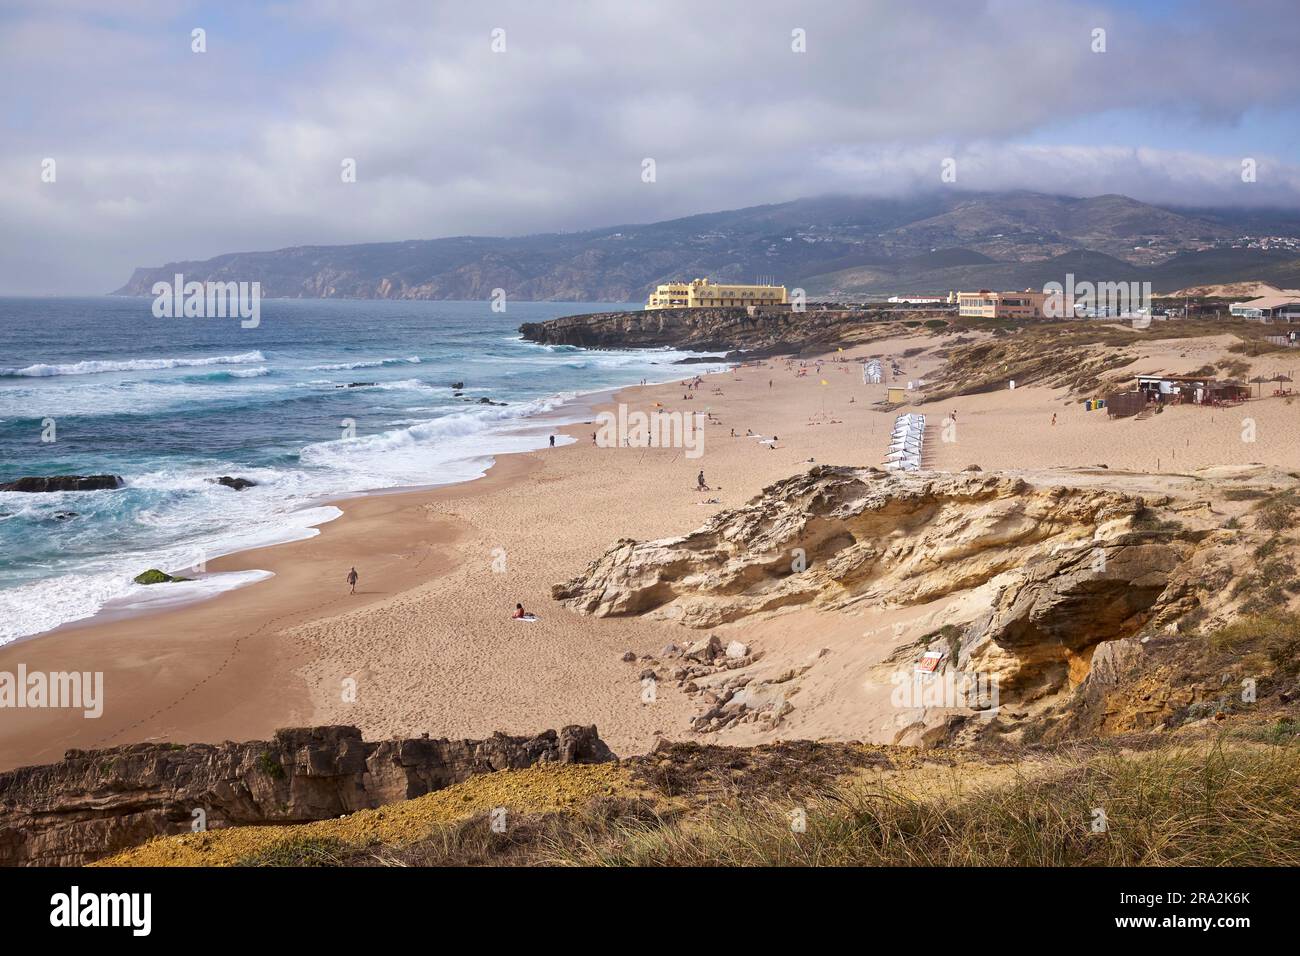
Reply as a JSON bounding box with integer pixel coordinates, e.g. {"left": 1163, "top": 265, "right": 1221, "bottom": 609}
{"left": 1, "top": 351, "right": 266, "bottom": 378}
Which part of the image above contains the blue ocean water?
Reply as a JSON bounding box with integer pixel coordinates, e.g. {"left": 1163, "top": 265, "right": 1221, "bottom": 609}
{"left": 0, "top": 297, "right": 725, "bottom": 642}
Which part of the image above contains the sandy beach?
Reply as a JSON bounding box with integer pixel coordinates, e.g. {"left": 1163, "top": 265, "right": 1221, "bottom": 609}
{"left": 4, "top": 328, "right": 1299, "bottom": 770}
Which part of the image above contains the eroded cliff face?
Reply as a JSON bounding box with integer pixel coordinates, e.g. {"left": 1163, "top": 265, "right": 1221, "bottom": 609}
{"left": 0, "top": 724, "right": 614, "bottom": 867}
{"left": 555, "top": 467, "right": 1215, "bottom": 743}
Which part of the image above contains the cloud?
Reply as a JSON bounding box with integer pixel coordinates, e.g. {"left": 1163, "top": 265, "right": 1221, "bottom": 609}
{"left": 1, "top": 0, "right": 1298, "bottom": 293}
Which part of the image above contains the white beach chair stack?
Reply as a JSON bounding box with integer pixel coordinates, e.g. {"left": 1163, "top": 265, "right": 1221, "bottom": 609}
{"left": 863, "top": 359, "right": 882, "bottom": 385}
{"left": 883, "top": 412, "right": 925, "bottom": 472}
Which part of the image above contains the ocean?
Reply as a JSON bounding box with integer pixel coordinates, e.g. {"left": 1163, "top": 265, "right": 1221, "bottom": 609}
{"left": 0, "top": 297, "right": 725, "bottom": 643}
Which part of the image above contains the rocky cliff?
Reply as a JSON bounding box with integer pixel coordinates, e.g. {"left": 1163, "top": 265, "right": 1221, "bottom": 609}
{"left": 518, "top": 306, "right": 910, "bottom": 356}
{"left": 0, "top": 724, "right": 614, "bottom": 866}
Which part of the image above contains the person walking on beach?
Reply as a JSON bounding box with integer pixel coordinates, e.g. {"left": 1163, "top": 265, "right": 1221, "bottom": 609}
{"left": 346, "top": 567, "right": 358, "bottom": 595}
{"left": 549, "top": 434, "right": 555, "bottom": 447}
{"left": 697, "top": 470, "right": 709, "bottom": 491}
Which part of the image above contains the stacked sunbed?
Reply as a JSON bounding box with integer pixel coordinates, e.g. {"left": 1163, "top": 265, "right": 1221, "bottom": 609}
{"left": 883, "top": 413, "right": 925, "bottom": 472}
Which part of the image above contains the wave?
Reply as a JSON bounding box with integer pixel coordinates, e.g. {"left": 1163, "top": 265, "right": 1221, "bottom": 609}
{"left": 305, "top": 355, "right": 422, "bottom": 371}
{"left": 180, "top": 367, "right": 271, "bottom": 382}
{"left": 1, "top": 351, "right": 266, "bottom": 378}
{"left": 0, "top": 502, "right": 341, "bottom": 645}
{"left": 297, "top": 391, "right": 579, "bottom": 485}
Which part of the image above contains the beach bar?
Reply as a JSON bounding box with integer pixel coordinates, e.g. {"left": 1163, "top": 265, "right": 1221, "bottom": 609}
{"left": 1107, "top": 373, "right": 1249, "bottom": 417}
{"left": 1135, "top": 374, "right": 1214, "bottom": 405}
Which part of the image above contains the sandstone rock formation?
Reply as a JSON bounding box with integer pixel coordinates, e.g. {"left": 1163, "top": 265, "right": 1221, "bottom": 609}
{"left": 556, "top": 466, "right": 1210, "bottom": 741}
{"left": 0, "top": 724, "right": 614, "bottom": 867}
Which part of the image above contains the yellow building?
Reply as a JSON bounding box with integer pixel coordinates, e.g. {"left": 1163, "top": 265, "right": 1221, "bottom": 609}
{"left": 957, "top": 289, "right": 1053, "bottom": 320}
{"left": 646, "top": 278, "right": 788, "bottom": 310}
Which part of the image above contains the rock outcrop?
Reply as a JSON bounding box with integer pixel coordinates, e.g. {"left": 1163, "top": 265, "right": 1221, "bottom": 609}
{"left": 0, "top": 724, "right": 614, "bottom": 867}
{"left": 210, "top": 475, "right": 257, "bottom": 491}
{"left": 132, "top": 569, "right": 189, "bottom": 585}
{"left": 556, "top": 466, "right": 1155, "bottom": 624}
{"left": 556, "top": 466, "right": 1207, "bottom": 738}
{"left": 0, "top": 475, "right": 123, "bottom": 492}
{"left": 519, "top": 307, "right": 887, "bottom": 356}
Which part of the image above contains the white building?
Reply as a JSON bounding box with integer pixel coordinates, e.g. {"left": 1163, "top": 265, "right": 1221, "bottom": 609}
{"left": 887, "top": 294, "right": 945, "bottom": 304}
{"left": 1229, "top": 292, "right": 1300, "bottom": 323}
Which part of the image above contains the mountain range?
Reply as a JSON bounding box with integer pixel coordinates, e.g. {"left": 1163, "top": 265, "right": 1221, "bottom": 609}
{"left": 113, "top": 191, "right": 1300, "bottom": 301}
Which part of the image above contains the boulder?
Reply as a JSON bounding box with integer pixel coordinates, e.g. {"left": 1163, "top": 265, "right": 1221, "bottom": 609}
{"left": 210, "top": 476, "right": 257, "bottom": 491}
{"left": 0, "top": 475, "right": 123, "bottom": 493}
{"left": 684, "top": 635, "right": 723, "bottom": 662}
{"left": 725, "top": 640, "right": 749, "bottom": 659}
{"left": 133, "top": 569, "right": 189, "bottom": 585}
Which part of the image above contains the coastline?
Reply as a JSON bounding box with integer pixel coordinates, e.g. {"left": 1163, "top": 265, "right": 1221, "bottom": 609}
{"left": 0, "top": 344, "right": 852, "bottom": 769}
{"left": 8, "top": 326, "right": 1300, "bottom": 770}
{"left": 0, "top": 372, "right": 726, "bottom": 769}
{"left": 4, "top": 384, "right": 629, "bottom": 648}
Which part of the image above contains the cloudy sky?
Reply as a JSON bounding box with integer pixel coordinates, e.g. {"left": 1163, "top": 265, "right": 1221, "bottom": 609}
{"left": 3, "top": 0, "right": 1299, "bottom": 294}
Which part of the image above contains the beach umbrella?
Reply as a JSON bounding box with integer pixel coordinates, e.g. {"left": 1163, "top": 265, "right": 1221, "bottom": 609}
{"left": 1249, "top": 374, "right": 1270, "bottom": 397}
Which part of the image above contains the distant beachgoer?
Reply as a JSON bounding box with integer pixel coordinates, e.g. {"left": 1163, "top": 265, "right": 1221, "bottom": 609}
{"left": 1051, "top": 413, "right": 1057, "bottom": 426}
{"left": 346, "top": 567, "right": 358, "bottom": 595}
{"left": 549, "top": 434, "right": 555, "bottom": 447}
{"left": 697, "top": 470, "right": 708, "bottom": 490}
{"left": 513, "top": 603, "right": 526, "bottom": 619}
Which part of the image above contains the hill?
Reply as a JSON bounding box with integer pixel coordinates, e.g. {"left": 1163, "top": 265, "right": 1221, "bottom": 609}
{"left": 112, "top": 191, "right": 1300, "bottom": 301}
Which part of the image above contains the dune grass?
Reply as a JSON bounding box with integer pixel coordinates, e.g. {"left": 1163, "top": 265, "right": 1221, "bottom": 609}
{"left": 547, "top": 741, "right": 1300, "bottom": 867}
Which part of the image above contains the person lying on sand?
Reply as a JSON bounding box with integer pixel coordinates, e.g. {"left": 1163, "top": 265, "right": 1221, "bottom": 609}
{"left": 512, "top": 603, "right": 538, "bottom": 621}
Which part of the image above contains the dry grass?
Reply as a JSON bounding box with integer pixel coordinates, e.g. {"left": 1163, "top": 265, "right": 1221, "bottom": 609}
{"left": 553, "top": 741, "right": 1300, "bottom": 867}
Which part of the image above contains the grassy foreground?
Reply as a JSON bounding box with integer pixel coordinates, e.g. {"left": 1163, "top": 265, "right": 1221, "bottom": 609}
{"left": 99, "top": 734, "right": 1300, "bottom": 867}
